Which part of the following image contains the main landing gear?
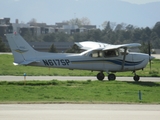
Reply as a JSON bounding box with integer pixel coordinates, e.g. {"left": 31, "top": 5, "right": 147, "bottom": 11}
{"left": 96, "top": 72, "right": 105, "bottom": 81}
{"left": 96, "top": 72, "right": 116, "bottom": 81}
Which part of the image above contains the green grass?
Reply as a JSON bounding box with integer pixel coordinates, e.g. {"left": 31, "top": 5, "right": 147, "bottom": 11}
{"left": 0, "top": 54, "right": 160, "bottom": 77}
{"left": 0, "top": 54, "right": 159, "bottom": 104}
{"left": 0, "top": 80, "right": 160, "bottom": 104}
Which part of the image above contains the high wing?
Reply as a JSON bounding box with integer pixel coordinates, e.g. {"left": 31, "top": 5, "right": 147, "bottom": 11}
{"left": 75, "top": 41, "right": 111, "bottom": 50}
{"left": 75, "top": 41, "right": 141, "bottom": 51}
{"left": 102, "top": 43, "right": 141, "bottom": 51}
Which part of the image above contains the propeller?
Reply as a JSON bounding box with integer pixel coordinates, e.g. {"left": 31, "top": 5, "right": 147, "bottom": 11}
{"left": 148, "top": 40, "right": 155, "bottom": 70}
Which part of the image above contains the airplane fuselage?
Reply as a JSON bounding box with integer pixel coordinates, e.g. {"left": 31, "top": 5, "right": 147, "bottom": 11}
{"left": 29, "top": 52, "right": 149, "bottom": 73}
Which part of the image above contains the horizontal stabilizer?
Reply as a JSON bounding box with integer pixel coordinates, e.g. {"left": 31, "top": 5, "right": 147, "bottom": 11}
{"left": 13, "top": 60, "right": 40, "bottom": 65}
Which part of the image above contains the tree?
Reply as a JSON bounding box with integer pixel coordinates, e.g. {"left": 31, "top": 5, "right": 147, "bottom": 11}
{"left": 80, "top": 17, "right": 91, "bottom": 25}
{"left": 55, "top": 32, "right": 69, "bottom": 42}
{"left": 140, "top": 32, "right": 149, "bottom": 42}
{"left": 150, "top": 32, "right": 160, "bottom": 48}
{"left": 102, "top": 21, "right": 116, "bottom": 30}
{"left": 140, "top": 42, "right": 152, "bottom": 54}
{"left": 0, "top": 37, "right": 7, "bottom": 52}
{"left": 101, "top": 21, "right": 108, "bottom": 30}
{"left": 91, "top": 29, "right": 102, "bottom": 41}
{"left": 144, "top": 27, "right": 151, "bottom": 37}
{"left": 22, "top": 30, "right": 41, "bottom": 42}
{"left": 27, "top": 18, "right": 37, "bottom": 25}
{"left": 115, "top": 23, "right": 127, "bottom": 31}
{"left": 66, "top": 17, "right": 91, "bottom": 27}
{"left": 49, "top": 43, "right": 57, "bottom": 53}
{"left": 153, "top": 21, "right": 160, "bottom": 37}
{"left": 132, "top": 28, "right": 142, "bottom": 42}
{"left": 104, "top": 21, "right": 112, "bottom": 32}
{"left": 66, "top": 44, "right": 81, "bottom": 53}
{"left": 126, "top": 24, "right": 135, "bottom": 31}
{"left": 43, "top": 33, "right": 56, "bottom": 42}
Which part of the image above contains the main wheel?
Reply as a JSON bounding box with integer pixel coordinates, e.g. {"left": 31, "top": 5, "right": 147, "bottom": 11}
{"left": 133, "top": 75, "right": 140, "bottom": 82}
{"left": 97, "top": 72, "right": 105, "bottom": 81}
{"left": 108, "top": 74, "right": 116, "bottom": 81}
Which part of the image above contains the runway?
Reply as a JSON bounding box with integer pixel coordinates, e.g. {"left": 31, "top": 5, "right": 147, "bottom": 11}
{"left": 0, "top": 104, "right": 160, "bottom": 120}
{"left": 0, "top": 76, "right": 159, "bottom": 82}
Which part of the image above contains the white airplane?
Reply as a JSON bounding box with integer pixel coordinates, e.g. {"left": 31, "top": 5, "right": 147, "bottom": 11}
{"left": 5, "top": 32, "right": 154, "bottom": 82}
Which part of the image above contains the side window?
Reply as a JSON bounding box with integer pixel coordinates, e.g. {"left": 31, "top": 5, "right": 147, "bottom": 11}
{"left": 104, "top": 50, "right": 119, "bottom": 57}
{"left": 91, "top": 52, "right": 99, "bottom": 57}
{"left": 91, "top": 51, "right": 103, "bottom": 58}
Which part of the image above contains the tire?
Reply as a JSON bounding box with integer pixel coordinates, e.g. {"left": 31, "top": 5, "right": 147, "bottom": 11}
{"left": 133, "top": 75, "right": 140, "bottom": 82}
{"left": 108, "top": 74, "right": 116, "bottom": 81}
{"left": 97, "top": 72, "right": 105, "bottom": 81}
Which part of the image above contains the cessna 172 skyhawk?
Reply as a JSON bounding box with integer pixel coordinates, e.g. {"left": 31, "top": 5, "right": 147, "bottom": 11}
{"left": 6, "top": 33, "right": 154, "bottom": 82}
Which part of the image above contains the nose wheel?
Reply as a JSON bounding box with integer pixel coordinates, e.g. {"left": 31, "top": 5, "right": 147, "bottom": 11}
{"left": 133, "top": 71, "right": 140, "bottom": 82}
{"left": 133, "top": 75, "right": 140, "bottom": 82}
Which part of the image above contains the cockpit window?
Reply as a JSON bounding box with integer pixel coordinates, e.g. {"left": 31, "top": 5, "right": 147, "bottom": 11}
{"left": 104, "top": 49, "right": 119, "bottom": 57}
{"left": 90, "top": 50, "right": 119, "bottom": 58}
{"left": 119, "top": 48, "right": 128, "bottom": 55}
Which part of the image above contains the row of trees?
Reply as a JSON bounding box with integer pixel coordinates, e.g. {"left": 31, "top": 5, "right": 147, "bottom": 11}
{"left": 40, "top": 21, "right": 160, "bottom": 50}
{"left": 0, "top": 19, "right": 160, "bottom": 52}
{"left": 0, "top": 37, "right": 7, "bottom": 52}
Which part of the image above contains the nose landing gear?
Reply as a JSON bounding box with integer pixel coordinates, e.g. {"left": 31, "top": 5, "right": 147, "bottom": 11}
{"left": 133, "top": 71, "right": 140, "bottom": 82}
{"left": 133, "top": 75, "right": 140, "bottom": 82}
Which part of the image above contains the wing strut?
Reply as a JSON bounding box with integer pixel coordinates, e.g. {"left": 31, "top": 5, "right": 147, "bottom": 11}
{"left": 121, "top": 48, "right": 127, "bottom": 71}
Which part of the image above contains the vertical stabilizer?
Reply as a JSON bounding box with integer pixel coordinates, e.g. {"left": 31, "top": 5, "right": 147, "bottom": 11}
{"left": 6, "top": 33, "right": 37, "bottom": 65}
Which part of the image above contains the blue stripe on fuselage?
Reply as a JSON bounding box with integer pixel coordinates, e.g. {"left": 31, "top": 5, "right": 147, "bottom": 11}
{"left": 71, "top": 59, "right": 144, "bottom": 66}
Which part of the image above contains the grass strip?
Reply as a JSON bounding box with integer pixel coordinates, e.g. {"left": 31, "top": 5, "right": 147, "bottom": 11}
{"left": 0, "top": 80, "right": 160, "bottom": 104}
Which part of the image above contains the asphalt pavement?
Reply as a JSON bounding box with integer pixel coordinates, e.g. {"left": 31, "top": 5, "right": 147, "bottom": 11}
{"left": 0, "top": 104, "right": 160, "bottom": 120}
{"left": 0, "top": 76, "right": 159, "bottom": 82}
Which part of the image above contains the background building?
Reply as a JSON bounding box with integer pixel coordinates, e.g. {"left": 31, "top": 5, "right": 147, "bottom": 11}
{"left": 1, "top": 18, "right": 96, "bottom": 52}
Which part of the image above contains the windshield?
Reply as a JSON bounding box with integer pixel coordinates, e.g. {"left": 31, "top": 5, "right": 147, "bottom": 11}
{"left": 119, "top": 48, "right": 129, "bottom": 55}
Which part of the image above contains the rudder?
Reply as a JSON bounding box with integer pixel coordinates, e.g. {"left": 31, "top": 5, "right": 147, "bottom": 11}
{"left": 6, "top": 33, "right": 37, "bottom": 65}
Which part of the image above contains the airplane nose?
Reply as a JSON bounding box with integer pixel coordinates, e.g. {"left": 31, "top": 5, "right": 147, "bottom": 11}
{"left": 149, "top": 56, "right": 155, "bottom": 60}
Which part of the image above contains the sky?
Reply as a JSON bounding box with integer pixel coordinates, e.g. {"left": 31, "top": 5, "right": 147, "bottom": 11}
{"left": 1, "top": 0, "right": 160, "bottom": 28}
{"left": 121, "top": 0, "right": 160, "bottom": 4}
{"left": 11, "top": 0, "right": 160, "bottom": 4}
